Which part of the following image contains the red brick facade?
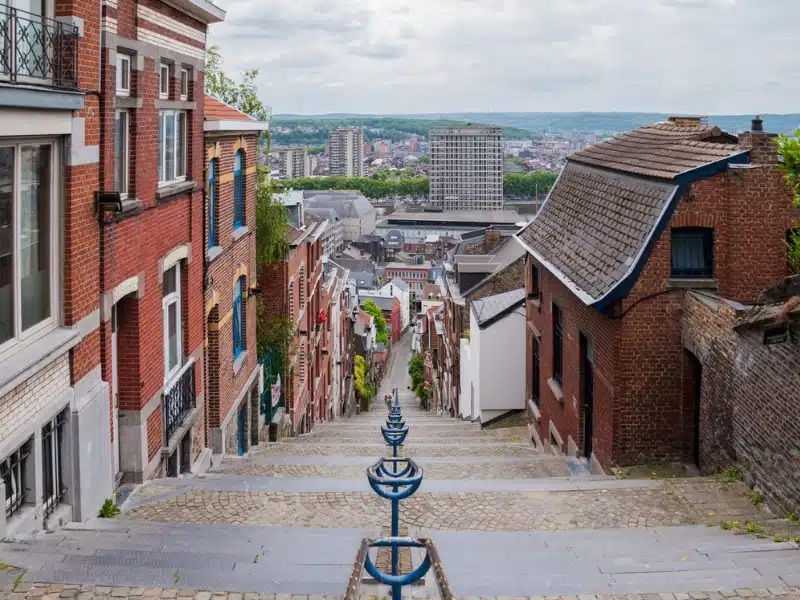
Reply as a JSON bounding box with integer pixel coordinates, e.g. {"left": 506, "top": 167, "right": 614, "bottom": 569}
{"left": 525, "top": 129, "right": 797, "bottom": 469}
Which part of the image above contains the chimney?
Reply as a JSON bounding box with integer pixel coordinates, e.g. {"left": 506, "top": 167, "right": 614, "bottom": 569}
{"left": 739, "top": 115, "right": 778, "bottom": 165}
{"left": 483, "top": 228, "right": 502, "bottom": 253}
{"left": 667, "top": 116, "right": 703, "bottom": 128}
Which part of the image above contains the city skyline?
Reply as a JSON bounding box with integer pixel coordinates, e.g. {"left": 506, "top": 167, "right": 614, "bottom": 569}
{"left": 207, "top": 0, "right": 799, "bottom": 115}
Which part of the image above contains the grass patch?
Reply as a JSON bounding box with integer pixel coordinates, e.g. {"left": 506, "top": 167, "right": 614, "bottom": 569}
{"left": 747, "top": 490, "right": 765, "bottom": 507}
{"left": 721, "top": 520, "right": 740, "bottom": 531}
{"left": 745, "top": 521, "right": 765, "bottom": 535}
{"left": 720, "top": 466, "right": 742, "bottom": 484}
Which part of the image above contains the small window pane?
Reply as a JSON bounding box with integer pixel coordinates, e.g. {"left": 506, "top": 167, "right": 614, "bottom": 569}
{"left": 160, "top": 64, "right": 169, "bottom": 96}
{"left": 0, "top": 147, "right": 14, "bottom": 345}
{"left": 177, "top": 112, "right": 186, "bottom": 178}
{"left": 167, "top": 301, "right": 178, "bottom": 371}
{"left": 180, "top": 69, "right": 188, "bottom": 98}
{"left": 116, "top": 55, "right": 130, "bottom": 93}
{"left": 163, "top": 266, "right": 176, "bottom": 297}
{"left": 164, "top": 112, "right": 175, "bottom": 181}
{"left": 114, "top": 111, "right": 128, "bottom": 195}
{"left": 158, "top": 112, "right": 164, "bottom": 182}
{"left": 20, "top": 144, "right": 51, "bottom": 331}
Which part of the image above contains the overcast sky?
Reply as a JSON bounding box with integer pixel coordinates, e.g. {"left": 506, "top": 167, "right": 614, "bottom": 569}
{"left": 207, "top": 0, "right": 799, "bottom": 116}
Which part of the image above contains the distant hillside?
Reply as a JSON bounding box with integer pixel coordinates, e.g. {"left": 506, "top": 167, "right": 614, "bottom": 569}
{"left": 275, "top": 112, "right": 800, "bottom": 140}
{"left": 271, "top": 116, "right": 534, "bottom": 146}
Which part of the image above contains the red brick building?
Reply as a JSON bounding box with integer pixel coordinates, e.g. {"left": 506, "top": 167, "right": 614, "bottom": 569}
{"left": 203, "top": 96, "right": 268, "bottom": 457}
{"left": 515, "top": 117, "right": 797, "bottom": 470}
{"left": 99, "top": 0, "right": 225, "bottom": 483}
{"left": 259, "top": 198, "right": 331, "bottom": 435}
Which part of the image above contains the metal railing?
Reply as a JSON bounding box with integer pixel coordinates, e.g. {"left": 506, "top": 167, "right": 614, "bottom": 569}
{"left": 0, "top": 4, "right": 79, "bottom": 89}
{"left": 259, "top": 350, "right": 285, "bottom": 426}
{"left": 162, "top": 358, "right": 196, "bottom": 444}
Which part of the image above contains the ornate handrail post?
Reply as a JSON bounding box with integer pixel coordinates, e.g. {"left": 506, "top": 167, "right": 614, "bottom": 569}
{"left": 367, "top": 457, "right": 423, "bottom": 599}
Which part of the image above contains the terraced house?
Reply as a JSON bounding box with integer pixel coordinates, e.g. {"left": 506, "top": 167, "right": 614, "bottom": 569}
{"left": 99, "top": 0, "right": 225, "bottom": 484}
{"left": 515, "top": 117, "right": 797, "bottom": 471}
{"left": 203, "top": 96, "right": 268, "bottom": 458}
{"left": 0, "top": 0, "right": 109, "bottom": 537}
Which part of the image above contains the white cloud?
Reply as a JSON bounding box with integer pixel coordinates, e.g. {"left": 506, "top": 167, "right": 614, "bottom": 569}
{"left": 207, "top": 0, "right": 800, "bottom": 114}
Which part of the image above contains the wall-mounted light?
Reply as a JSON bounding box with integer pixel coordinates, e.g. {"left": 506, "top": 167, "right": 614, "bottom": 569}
{"left": 250, "top": 285, "right": 263, "bottom": 297}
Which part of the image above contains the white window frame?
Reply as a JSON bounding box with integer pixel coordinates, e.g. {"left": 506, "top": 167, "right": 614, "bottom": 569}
{"left": 0, "top": 139, "right": 61, "bottom": 363}
{"left": 180, "top": 68, "right": 189, "bottom": 100}
{"left": 158, "top": 110, "right": 187, "bottom": 186}
{"left": 159, "top": 62, "right": 170, "bottom": 99}
{"left": 162, "top": 264, "right": 183, "bottom": 383}
{"left": 114, "top": 109, "right": 129, "bottom": 199}
{"left": 116, "top": 53, "right": 131, "bottom": 96}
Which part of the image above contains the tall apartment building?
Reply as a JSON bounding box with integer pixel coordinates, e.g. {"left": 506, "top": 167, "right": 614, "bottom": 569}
{"left": 328, "top": 127, "right": 364, "bottom": 177}
{"left": 278, "top": 147, "right": 311, "bottom": 180}
{"left": 429, "top": 126, "right": 503, "bottom": 211}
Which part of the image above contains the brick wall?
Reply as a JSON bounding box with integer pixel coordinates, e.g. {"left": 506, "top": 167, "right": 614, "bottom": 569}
{"left": 205, "top": 134, "right": 259, "bottom": 430}
{"left": 682, "top": 292, "right": 800, "bottom": 515}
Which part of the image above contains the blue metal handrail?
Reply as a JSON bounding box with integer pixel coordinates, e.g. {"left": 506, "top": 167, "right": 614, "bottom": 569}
{"left": 363, "top": 537, "right": 431, "bottom": 586}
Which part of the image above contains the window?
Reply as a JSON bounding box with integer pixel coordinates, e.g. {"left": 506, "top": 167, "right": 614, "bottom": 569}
{"left": 162, "top": 264, "right": 183, "bottom": 381}
{"left": 1, "top": 440, "right": 30, "bottom": 519}
{"left": 116, "top": 53, "right": 131, "bottom": 96}
{"left": 299, "top": 266, "right": 306, "bottom": 308}
{"left": 180, "top": 68, "right": 189, "bottom": 100}
{"left": 114, "top": 110, "right": 129, "bottom": 197}
{"left": 158, "top": 111, "right": 187, "bottom": 184}
{"left": 42, "top": 409, "right": 66, "bottom": 518}
{"left": 233, "top": 276, "right": 245, "bottom": 359}
{"left": 530, "top": 261, "right": 540, "bottom": 298}
{"left": 159, "top": 63, "right": 170, "bottom": 99}
{"left": 671, "top": 227, "right": 714, "bottom": 279}
{"left": 552, "top": 303, "right": 563, "bottom": 384}
{"left": 532, "top": 338, "right": 540, "bottom": 406}
{"left": 208, "top": 159, "right": 217, "bottom": 247}
{"left": 233, "top": 150, "right": 244, "bottom": 228}
{"left": 0, "top": 143, "right": 57, "bottom": 352}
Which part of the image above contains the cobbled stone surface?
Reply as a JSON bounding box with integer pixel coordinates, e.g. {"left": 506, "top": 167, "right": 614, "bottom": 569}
{"left": 3, "top": 584, "right": 799, "bottom": 600}
{"left": 249, "top": 443, "right": 540, "bottom": 458}
{"left": 126, "top": 487, "right": 696, "bottom": 531}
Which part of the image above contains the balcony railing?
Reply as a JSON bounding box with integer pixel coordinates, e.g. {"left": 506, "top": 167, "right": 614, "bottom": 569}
{"left": 163, "top": 358, "right": 196, "bottom": 444}
{"left": 0, "top": 5, "right": 79, "bottom": 90}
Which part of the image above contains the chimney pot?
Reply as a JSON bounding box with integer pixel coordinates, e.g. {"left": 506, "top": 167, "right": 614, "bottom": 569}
{"left": 751, "top": 116, "right": 764, "bottom": 132}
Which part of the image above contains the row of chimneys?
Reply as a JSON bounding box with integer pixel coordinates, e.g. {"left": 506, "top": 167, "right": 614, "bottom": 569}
{"left": 668, "top": 115, "right": 764, "bottom": 132}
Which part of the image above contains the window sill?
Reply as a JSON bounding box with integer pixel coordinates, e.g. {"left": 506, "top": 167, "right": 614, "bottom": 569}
{"left": 528, "top": 398, "right": 542, "bottom": 423}
{"left": 666, "top": 278, "right": 719, "bottom": 291}
{"left": 157, "top": 180, "right": 196, "bottom": 200}
{"left": 120, "top": 198, "right": 141, "bottom": 214}
{"left": 547, "top": 377, "right": 564, "bottom": 404}
{"left": 232, "top": 226, "right": 249, "bottom": 243}
{"left": 233, "top": 350, "right": 248, "bottom": 376}
{"left": 206, "top": 245, "right": 224, "bottom": 264}
{"left": 115, "top": 96, "right": 142, "bottom": 109}
{"left": 0, "top": 327, "right": 81, "bottom": 398}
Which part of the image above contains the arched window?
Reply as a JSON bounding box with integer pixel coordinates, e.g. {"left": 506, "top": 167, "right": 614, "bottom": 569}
{"left": 208, "top": 158, "right": 217, "bottom": 248}
{"left": 233, "top": 150, "right": 244, "bottom": 228}
{"left": 233, "top": 276, "right": 245, "bottom": 359}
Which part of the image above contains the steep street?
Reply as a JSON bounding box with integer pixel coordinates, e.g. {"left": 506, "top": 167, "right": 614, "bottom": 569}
{"left": 2, "top": 335, "right": 799, "bottom": 598}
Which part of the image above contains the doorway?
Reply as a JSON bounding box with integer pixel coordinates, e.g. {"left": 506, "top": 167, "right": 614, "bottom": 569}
{"left": 180, "top": 432, "right": 192, "bottom": 474}
{"left": 111, "top": 304, "right": 121, "bottom": 479}
{"left": 237, "top": 403, "right": 247, "bottom": 456}
{"left": 683, "top": 349, "right": 703, "bottom": 466}
{"left": 579, "top": 333, "right": 594, "bottom": 459}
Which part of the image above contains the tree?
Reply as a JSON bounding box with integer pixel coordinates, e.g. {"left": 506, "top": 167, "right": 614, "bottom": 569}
{"left": 777, "top": 131, "right": 800, "bottom": 273}
{"left": 362, "top": 300, "right": 389, "bottom": 345}
{"left": 256, "top": 170, "right": 289, "bottom": 265}
{"left": 205, "top": 45, "right": 269, "bottom": 122}
{"left": 408, "top": 353, "right": 424, "bottom": 391}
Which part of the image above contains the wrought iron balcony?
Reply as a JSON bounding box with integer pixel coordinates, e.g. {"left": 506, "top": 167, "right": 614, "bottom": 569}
{"left": 0, "top": 4, "right": 79, "bottom": 90}
{"left": 163, "top": 358, "right": 196, "bottom": 444}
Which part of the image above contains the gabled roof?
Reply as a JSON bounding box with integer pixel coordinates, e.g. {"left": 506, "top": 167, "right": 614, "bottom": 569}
{"left": 471, "top": 288, "right": 526, "bottom": 329}
{"left": 388, "top": 278, "right": 409, "bottom": 292}
{"left": 204, "top": 95, "right": 271, "bottom": 133}
{"left": 569, "top": 122, "right": 746, "bottom": 180}
{"left": 515, "top": 120, "right": 752, "bottom": 311}
{"left": 361, "top": 296, "right": 395, "bottom": 313}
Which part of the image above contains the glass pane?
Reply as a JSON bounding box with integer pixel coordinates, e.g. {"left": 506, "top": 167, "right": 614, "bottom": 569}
{"left": 114, "top": 112, "right": 127, "bottom": 194}
{"left": 20, "top": 145, "right": 50, "bottom": 331}
{"left": 162, "top": 266, "right": 176, "bottom": 297}
{"left": 158, "top": 113, "right": 163, "bottom": 181}
{"left": 167, "top": 301, "right": 178, "bottom": 371}
{"left": 0, "top": 147, "right": 13, "bottom": 345}
{"left": 164, "top": 112, "right": 175, "bottom": 181}
{"left": 176, "top": 113, "right": 185, "bottom": 178}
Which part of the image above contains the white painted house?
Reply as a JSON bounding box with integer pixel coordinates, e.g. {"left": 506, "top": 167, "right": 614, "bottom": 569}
{"left": 460, "top": 289, "right": 527, "bottom": 424}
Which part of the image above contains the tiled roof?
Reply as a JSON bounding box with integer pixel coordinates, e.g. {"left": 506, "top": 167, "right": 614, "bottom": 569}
{"left": 516, "top": 162, "right": 679, "bottom": 305}
{"left": 471, "top": 288, "right": 526, "bottom": 328}
{"left": 569, "top": 123, "right": 746, "bottom": 180}
{"left": 204, "top": 95, "right": 254, "bottom": 122}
